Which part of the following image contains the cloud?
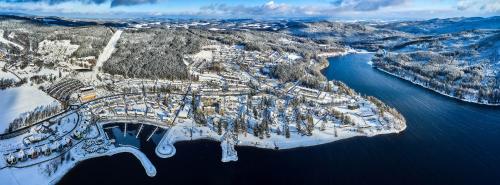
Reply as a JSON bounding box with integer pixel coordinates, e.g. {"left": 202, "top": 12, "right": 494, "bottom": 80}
{"left": 329, "top": 0, "right": 408, "bottom": 11}
{"left": 200, "top": 1, "right": 294, "bottom": 16}
{"left": 0, "top": 0, "right": 497, "bottom": 18}
{"left": 200, "top": 0, "right": 412, "bottom": 17}
{"left": 0, "top": 0, "right": 157, "bottom": 7}
{"left": 109, "top": 0, "right": 156, "bottom": 7}
{"left": 457, "top": 0, "right": 500, "bottom": 12}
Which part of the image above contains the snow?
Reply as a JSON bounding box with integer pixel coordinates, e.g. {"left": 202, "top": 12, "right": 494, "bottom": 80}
{"left": 156, "top": 115, "right": 404, "bottom": 162}
{"left": 0, "top": 70, "right": 18, "bottom": 81}
{"left": 220, "top": 135, "right": 238, "bottom": 162}
{"left": 0, "top": 145, "right": 155, "bottom": 185}
{"left": 286, "top": 53, "right": 302, "bottom": 60}
{"left": 104, "top": 147, "right": 156, "bottom": 177}
{"left": 82, "top": 29, "right": 123, "bottom": 82}
{"left": 189, "top": 50, "right": 212, "bottom": 61}
{"left": 37, "top": 40, "right": 79, "bottom": 64}
{"left": 0, "top": 87, "right": 59, "bottom": 133}
{"left": 95, "top": 30, "right": 122, "bottom": 72}
{"left": 377, "top": 67, "right": 500, "bottom": 106}
{"left": 0, "top": 30, "right": 24, "bottom": 50}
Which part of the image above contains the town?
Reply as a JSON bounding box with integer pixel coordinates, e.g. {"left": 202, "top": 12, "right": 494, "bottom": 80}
{"left": 0, "top": 17, "right": 406, "bottom": 185}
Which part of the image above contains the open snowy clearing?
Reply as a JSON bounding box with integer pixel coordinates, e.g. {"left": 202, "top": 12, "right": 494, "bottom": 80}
{"left": 0, "top": 30, "right": 24, "bottom": 50}
{"left": 0, "top": 71, "right": 19, "bottom": 81}
{"left": 95, "top": 30, "right": 122, "bottom": 71}
{"left": 0, "top": 87, "right": 59, "bottom": 133}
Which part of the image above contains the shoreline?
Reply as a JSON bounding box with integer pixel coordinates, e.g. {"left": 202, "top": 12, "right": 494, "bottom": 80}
{"left": 1, "top": 51, "right": 407, "bottom": 185}
{"left": 374, "top": 67, "right": 500, "bottom": 106}
{"left": 49, "top": 146, "right": 156, "bottom": 185}
{"left": 155, "top": 118, "right": 405, "bottom": 163}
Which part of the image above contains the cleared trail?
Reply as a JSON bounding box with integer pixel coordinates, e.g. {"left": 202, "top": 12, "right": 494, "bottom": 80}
{"left": 93, "top": 29, "right": 123, "bottom": 79}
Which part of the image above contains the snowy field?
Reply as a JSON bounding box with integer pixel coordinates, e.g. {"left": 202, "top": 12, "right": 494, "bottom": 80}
{"left": 0, "top": 30, "right": 24, "bottom": 50}
{"left": 0, "top": 70, "right": 18, "bottom": 81}
{"left": 0, "top": 87, "right": 59, "bottom": 133}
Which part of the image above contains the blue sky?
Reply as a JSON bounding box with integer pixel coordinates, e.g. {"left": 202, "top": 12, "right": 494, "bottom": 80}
{"left": 0, "top": 0, "right": 499, "bottom": 19}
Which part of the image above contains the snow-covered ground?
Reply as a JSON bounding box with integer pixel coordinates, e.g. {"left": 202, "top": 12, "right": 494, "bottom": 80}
{"left": 188, "top": 50, "right": 212, "bottom": 61}
{"left": 376, "top": 67, "right": 500, "bottom": 106}
{"left": 318, "top": 48, "right": 357, "bottom": 57}
{"left": 0, "top": 145, "right": 155, "bottom": 185}
{"left": 37, "top": 40, "right": 79, "bottom": 64}
{"left": 94, "top": 30, "right": 122, "bottom": 73}
{"left": 0, "top": 30, "right": 24, "bottom": 50}
{"left": 0, "top": 110, "right": 156, "bottom": 185}
{"left": 0, "top": 87, "right": 59, "bottom": 133}
{"left": 76, "top": 29, "right": 122, "bottom": 83}
{"left": 156, "top": 117, "right": 404, "bottom": 163}
{"left": 0, "top": 70, "right": 19, "bottom": 81}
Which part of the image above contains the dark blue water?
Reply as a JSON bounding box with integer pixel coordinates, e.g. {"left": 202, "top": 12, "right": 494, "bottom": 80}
{"left": 59, "top": 54, "right": 500, "bottom": 185}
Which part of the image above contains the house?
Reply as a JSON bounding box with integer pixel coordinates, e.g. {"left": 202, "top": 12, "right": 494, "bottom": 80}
{"left": 26, "top": 147, "right": 37, "bottom": 159}
{"left": 51, "top": 141, "right": 62, "bottom": 153}
{"left": 72, "top": 130, "right": 83, "bottom": 140}
{"left": 5, "top": 154, "right": 16, "bottom": 165}
{"left": 16, "top": 149, "right": 26, "bottom": 161}
{"left": 178, "top": 110, "right": 189, "bottom": 119}
{"left": 203, "top": 106, "right": 216, "bottom": 115}
{"left": 41, "top": 144, "right": 51, "bottom": 156}
{"left": 62, "top": 137, "right": 72, "bottom": 147}
{"left": 347, "top": 104, "right": 360, "bottom": 110}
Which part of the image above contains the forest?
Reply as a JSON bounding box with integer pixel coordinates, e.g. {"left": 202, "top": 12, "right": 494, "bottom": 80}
{"left": 373, "top": 51, "right": 500, "bottom": 104}
{"left": 102, "top": 28, "right": 206, "bottom": 80}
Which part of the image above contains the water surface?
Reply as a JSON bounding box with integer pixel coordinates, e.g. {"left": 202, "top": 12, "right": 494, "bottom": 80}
{"left": 59, "top": 54, "right": 500, "bottom": 185}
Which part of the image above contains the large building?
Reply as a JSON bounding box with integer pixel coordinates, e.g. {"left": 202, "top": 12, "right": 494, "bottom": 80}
{"left": 79, "top": 87, "right": 97, "bottom": 102}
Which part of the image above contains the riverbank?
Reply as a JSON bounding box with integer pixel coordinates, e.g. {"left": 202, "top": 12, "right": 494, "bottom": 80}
{"left": 0, "top": 143, "right": 155, "bottom": 185}
{"left": 49, "top": 146, "right": 156, "bottom": 185}
{"left": 317, "top": 50, "right": 372, "bottom": 77}
{"left": 374, "top": 67, "right": 500, "bottom": 106}
{"left": 156, "top": 116, "right": 405, "bottom": 163}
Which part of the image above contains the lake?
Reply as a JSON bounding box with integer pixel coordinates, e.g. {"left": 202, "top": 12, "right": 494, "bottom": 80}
{"left": 58, "top": 54, "right": 500, "bottom": 185}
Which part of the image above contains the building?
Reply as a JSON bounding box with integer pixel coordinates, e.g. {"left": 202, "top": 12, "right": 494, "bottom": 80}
{"left": 178, "top": 110, "right": 189, "bottom": 119}
{"left": 72, "top": 130, "right": 83, "bottom": 140}
{"left": 50, "top": 141, "right": 61, "bottom": 153}
{"left": 41, "top": 144, "right": 51, "bottom": 156}
{"left": 80, "top": 87, "right": 97, "bottom": 102}
{"left": 5, "top": 154, "right": 16, "bottom": 165}
{"left": 16, "top": 149, "right": 26, "bottom": 161}
{"left": 26, "top": 147, "right": 38, "bottom": 159}
{"left": 62, "top": 137, "right": 72, "bottom": 147}
{"left": 202, "top": 106, "right": 216, "bottom": 115}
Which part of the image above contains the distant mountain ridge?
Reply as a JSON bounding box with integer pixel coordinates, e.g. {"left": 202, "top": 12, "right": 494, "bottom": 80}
{"left": 0, "top": 14, "right": 128, "bottom": 28}
{"left": 376, "top": 16, "right": 500, "bottom": 34}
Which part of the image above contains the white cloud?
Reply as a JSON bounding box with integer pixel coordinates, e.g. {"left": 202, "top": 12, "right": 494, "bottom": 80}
{"left": 330, "top": 0, "right": 409, "bottom": 11}
{"left": 0, "top": 0, "right": 497, "bottom": 18}
{"left": 457, "top": 0, "right": 500, "bottom": 12}
{"left": 199, "top": 0, "right": 415, "bottom": 17}
{"left": 0, "top": 0, "right": 159, "bottom": 8}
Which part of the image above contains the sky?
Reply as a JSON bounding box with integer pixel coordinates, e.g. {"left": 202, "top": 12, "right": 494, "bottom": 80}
{"left": 0, "top": 0, "right": 499, "bottom": 19}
